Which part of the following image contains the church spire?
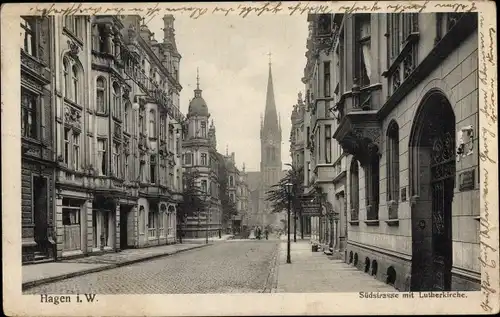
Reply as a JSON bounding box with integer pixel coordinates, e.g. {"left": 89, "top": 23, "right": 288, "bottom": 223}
{"left": 194, "top": 67, "right": 202, "bottom": 98}
{"left": 263, "top": 57, "right": 279, "bottom": 134}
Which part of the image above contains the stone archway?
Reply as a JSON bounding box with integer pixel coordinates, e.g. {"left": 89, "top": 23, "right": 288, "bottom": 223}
{"left": 409, "top": 89, "right": 455, "bottom": 291}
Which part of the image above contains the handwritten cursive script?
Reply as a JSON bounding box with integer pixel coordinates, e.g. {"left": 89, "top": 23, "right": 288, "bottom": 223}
{"left": 477, "top": 14, "right": 498, "bottom": 313}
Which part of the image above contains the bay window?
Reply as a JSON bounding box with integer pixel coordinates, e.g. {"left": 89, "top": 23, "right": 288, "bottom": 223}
{"left": 201, "top": 153, "right": 208, "bottom": 166}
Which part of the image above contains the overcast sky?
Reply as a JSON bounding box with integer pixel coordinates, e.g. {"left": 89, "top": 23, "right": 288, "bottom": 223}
{"left": 147, "top": 14, "right": 308, "bottom": 172}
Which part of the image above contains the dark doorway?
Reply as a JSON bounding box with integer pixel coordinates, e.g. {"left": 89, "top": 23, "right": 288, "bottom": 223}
{"left": 120, "top": 206, "right": 130, "bottom": 249}
{"left": 409, "top": 90, "right": 455, "bottom": 291}
{"left": 33, "top": 176, "right": 48, "bottom": 254}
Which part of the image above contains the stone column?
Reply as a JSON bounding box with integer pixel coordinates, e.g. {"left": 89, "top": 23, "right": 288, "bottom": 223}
{"left": 55, "top": 197, "right": 64, "bottom": 259}
{"left": 115, "top": 202, "right": 121, "bottom": 251}
{"left": 85, "top": 198, "right": 93, "bottom": 254}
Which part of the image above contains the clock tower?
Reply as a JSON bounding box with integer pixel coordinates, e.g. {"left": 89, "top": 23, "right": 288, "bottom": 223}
{"left": 259, "top": 57, "right": 282, "bottom": 221}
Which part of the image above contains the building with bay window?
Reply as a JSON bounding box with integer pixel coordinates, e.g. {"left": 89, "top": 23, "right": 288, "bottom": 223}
{"left": 20, "top": 16, "right": 56, "bottom": 263}
{"left": 326, "top": 13, "right": 479, "bottom": 291}
{"left": 301, "top": 14, "right": 348, "bottom": 254}
{"left": 50, "top": 14, "right": 184, "bottom": 260}
{"left": 181, "top": 73, "right": 223, "bottom": 238}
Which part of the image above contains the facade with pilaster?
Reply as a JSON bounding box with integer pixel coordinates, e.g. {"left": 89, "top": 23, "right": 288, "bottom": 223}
{"left": 51, "top": 14, "right": 184, "bottom": 260}
{"left": 328, "top": 13, "right": 479, "bottom": 291}
{"left": 181, "top": 75, "right": 222, "bottom": 238}
{"left": 21, "top": 16, "right": 57, "bottom": 263}
{"left": 301, "top": 14, "right": 348, "bottom": 254}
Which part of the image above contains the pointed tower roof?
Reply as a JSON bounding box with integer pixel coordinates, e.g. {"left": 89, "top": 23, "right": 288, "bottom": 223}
{"left": 263, "top": 55, "right": 279, "bottom": 133}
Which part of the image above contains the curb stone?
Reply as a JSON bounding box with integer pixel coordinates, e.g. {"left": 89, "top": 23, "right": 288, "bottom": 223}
{"left": 22, "top": 244, "right": 211, "bottom": 291}
{"left": 261, "top": 242, "right": 280, "bottom": 293}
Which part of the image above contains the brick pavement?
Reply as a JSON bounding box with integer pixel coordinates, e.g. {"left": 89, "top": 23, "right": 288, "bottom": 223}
{"left": 273, "top": 240, "right": 397, "bottom": 293}
{"left": 23, "top": 241, "right": 279, "bottom": 294}
{"left": 23, "top": 243, "right": 207, "bottom": 289}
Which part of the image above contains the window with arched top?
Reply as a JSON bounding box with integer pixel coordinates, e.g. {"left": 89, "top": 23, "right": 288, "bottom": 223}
{"left": 112, "top": 82, "right": 121, "bottom": 118}
{"left": 63, "top": 58, "right": 70, "bottom": 98}
{"left": 349, "top": 159, "right": 360, "bottom": 221}
{"left": 386, "top": 121, "right": 400, "bottom": 204}
{"left": 124, "top": 101, "right": 131, "bottom": 133}
{"left": 96, "top": 77, "right": 106, "bottom": 113}
{"left": 149, "top": 110, "right": 156, "bottom": 138}
{"left": 72, "top": 65, "right": 79, "bottom": 103}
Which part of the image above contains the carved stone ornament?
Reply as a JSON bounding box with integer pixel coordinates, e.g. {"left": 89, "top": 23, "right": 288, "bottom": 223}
{"left": 67, "top": 40, "right": 80, "bottom": 58}
{"left": 64, "top": 106, "right": 82, "bottom": 129}
{"left": 123, "top": 87, "right": 130, "bottom": 100}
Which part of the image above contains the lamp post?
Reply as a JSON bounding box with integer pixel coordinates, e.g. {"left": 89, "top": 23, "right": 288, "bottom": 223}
{"left": 285, "top": 182, "right": 293, "bottom": 264}
{"left": 205, "top": 195, "right": 209, "bottom": 244}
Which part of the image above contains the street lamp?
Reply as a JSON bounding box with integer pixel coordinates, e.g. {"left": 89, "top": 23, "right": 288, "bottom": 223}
{"left": 285, "top": 182, "right": 293, "bottom": 264}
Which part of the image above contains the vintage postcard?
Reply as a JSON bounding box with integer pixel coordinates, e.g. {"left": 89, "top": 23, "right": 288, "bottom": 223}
{"left": 1, "top": 1, "right": 498, "bottom": 316}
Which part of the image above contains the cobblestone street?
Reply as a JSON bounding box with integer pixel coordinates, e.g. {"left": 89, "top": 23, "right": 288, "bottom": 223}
{"left": 23, "top": 241, "right": 279, "bottom": 294}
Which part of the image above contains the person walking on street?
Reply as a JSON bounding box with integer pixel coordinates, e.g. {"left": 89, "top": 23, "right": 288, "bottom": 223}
{"left": 264, "top": 228, "right": 269, "bottom": 240}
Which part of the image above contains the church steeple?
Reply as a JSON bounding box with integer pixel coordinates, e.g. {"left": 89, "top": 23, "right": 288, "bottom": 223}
{"left": 262, "top": 56, "right": 279, "bottom": 136}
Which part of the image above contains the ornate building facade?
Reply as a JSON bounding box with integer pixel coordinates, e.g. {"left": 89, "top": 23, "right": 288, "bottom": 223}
{"left": 21, "top": 16, "right": 56, "bottom": 263}
{"left": 181, "top": 73, "right": 223, "bottom": 238}
{"left": 326, "top": 13, "right": 479, "bottom": 291}
{"left": 301, "top": 14, "right": 348, "bottom": 254}
{"left": 289, "top": 93, "right": 311, "bottom": 236}
{"left": 27, "top": 14, "right": 185, "bottom": 262}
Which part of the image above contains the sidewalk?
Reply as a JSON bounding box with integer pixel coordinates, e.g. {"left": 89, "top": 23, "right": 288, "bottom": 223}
{"left": 23, "top": 243, "right": 209, "bottom": 290}
{"left": 273, "top": 240, "right": 397, "bottom": 293}
{"left": 181, "top": 234, "right": 234, "bottom": 244}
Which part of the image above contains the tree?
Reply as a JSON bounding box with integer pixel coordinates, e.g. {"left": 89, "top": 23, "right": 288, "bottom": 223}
{"left": 177, "top": 170, "right": 208, "bottom": 243}
{"left": 215, "top": 153, "right": 238, "bottom": 230}
{"left": 265, "top": 165, "right": 305, "bottom": 238}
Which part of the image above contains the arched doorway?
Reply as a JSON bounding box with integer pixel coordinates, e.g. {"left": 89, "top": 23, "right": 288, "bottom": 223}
{"left": 409, "top": 90, "right": 455, "bottom": 291}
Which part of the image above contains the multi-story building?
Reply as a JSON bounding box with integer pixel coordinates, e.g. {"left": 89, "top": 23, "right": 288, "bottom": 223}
{"left": 329, "top": 13, "right": 479, "bottom": 291}
{"left": 21, "top": 16, "right": 57, "bottom": 263}
{"left": 301, "top": 14, "right": 348, "bottom": 253}
{"left": 181, "top": 74, "right": 222, "bottom": 238}
{"left": 237, "top": 163, "right": 251, "bottom": 232}
{"left": 222, "top": 150, "right": 250, "bottom": 234}
{"left": 289, "top": 93, "right": 312, "bottom": 237}
{"left": 50, "top": 14, "right": 183, "bottom": 260}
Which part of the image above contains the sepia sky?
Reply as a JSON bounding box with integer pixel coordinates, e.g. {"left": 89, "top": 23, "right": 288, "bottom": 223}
{"left": 147, "top": 14, "right": 308, "bottom": 172}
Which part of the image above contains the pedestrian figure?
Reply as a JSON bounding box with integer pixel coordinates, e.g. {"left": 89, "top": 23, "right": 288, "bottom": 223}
{"left": 257, "top": 227, "right": 261, "bottom": 240}
{"left": 264, "top": 228, "right": 269, "bottom": 240}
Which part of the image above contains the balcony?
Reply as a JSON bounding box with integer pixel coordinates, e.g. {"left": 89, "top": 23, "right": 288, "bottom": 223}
{"left": 332, "top": 83, "right": 382, "bottom": 167}
{"left": 21, "top": 49, "right": 50, "bottom": 86}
